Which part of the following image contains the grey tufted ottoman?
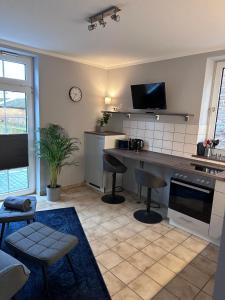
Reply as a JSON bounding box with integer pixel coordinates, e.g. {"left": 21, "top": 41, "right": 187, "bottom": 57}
{"left": 5, "top": 222, "right": 79, "bottom": 294}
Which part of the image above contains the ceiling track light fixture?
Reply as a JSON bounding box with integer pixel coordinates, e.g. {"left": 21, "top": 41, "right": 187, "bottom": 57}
{"left": 87, "top": 6, "right": 121, "bottom": 31}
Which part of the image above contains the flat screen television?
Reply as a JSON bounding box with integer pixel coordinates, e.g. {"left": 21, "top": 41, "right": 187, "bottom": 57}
{"left": 131, "top": 82, "right": 166, "bottom": 109}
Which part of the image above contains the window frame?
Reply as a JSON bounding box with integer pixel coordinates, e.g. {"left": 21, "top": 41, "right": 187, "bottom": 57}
{"left": 0, "top": 52, "right": 35, "bottom": 199}
{"left": 208, "top": 61, "right": 225, "bottom": 148}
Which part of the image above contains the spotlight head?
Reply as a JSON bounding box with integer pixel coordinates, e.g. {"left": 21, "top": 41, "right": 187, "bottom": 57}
{"left": 88, "top": 23, "right": 97, "bottom": 31}
{"left": 111, "top": 14, "right": 120, "bottom": 22}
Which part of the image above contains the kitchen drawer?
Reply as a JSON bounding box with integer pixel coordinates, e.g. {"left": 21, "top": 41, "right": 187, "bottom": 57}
{"left": 209, "top": 214, "right": 224, "bottom": 241}
{"left": 212, "top": 191, "right": 225, "bottom": 217}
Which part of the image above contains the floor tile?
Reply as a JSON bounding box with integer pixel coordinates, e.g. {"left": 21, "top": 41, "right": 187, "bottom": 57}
{"left": 113, "top": 227, "right": 136, "bottom": 240}
{"left": 191, "top": 255, "right": 217, "bottom": 276}
{"left": 145, "top": 262, "right": 176, "bottom": 286}
{"left": 103, "top": 271, "right": 125, "bottom": 296}
{"left": 112, "top": 242, "right": 138, "bottom": 259}
{"left": 159, "top": 253, "right": 187, "bottom": 273}
{"left": 101, "top": 232, "right": 123, "bottom": 248}
{"left": 140, "top": 228, "right": 162, "bottom": 241}
{"left": 97, "top": 250, "right": 123, "bottom": 269}
{"left": 153, "top": 236, "right": 179, "bottom": 251}
{"left": 127, "top": 234, "right": 151, "bottom": 250}
{"left": 165, "top": 228, "right": 190, "bottom": 243}
{"left": 152, "top": 289, "right": 178, "bottom": 300}
{"left": 114, "top": 215, "right": 131, "bottom": 226}
{"left": 125, "top": 221, "right": 147, "bottom": 233}
{"left": 170, "top": 244, "right": 197, "bottom": 263}
{"left": 112, "top": 287, "right": 142, "bottom": 300}
{"left": 98, "top": 262, "right": 107, "bottom": 274}
{"left": 111, "top": 261, "right": 141, "bottom": 284}
{"left": 152, "top": 223, "right": 171, "bottom": 234}
{"left": 200, "top": 244, "right": 219, "bottom": 263}
{"left": 142, "top": 243, "right": 168, "bottom": 260}
{"left": 90, "top": 239, "right": 109, "bottom": 256}
{"left": 182, "top": 236, "right": 208, "bottom": 253}
{"left": 129, "top": 273, "right": 161, "bottom": 300}
{"left": 101, "top": 220, "right": 123, "bottom": 231}
{"left": 127, "top": 251, "right": 155, "bottom": 272}
{"left": 179, "top": 264, "right": 210, "bottom": 289}
{"left": 195, "top": 291, "right": 212, "bottom": 300}
{"left": 166, "top": 276, "right": 200, "bottom": 300}
{"left": 203, "top": 277, "right": 215, "bottom": 296}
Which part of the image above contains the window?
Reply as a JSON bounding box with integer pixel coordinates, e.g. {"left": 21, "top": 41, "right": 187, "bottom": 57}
{"left": 0, "top": 51, "right": 35, "bottom": 198}
{"left": 208, "top": 62, "right": 225, "bottom": 149}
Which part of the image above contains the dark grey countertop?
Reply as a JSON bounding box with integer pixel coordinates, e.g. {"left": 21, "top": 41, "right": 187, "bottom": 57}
{"left": 85, "top": 131, "right": 125, "bottom": 136}
{"left": 104, "top": 148, "right": 225, "bottom": 181}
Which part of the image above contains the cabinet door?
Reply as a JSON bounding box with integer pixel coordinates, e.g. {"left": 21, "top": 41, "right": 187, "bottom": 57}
{"left": 209, "top": 214, "right": 224, "bottom": 241}
{"left": 84, "top": 134, "right": 104, "bottom": 188}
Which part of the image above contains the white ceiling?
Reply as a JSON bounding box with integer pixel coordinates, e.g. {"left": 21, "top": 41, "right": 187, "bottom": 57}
{"left": 1, "top": 0, "right": 225, "bottom": 69}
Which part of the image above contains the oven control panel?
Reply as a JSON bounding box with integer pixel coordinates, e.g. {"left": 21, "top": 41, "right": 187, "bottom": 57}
{"left": 173, "top": 172, "right": 215, "bottom": 189}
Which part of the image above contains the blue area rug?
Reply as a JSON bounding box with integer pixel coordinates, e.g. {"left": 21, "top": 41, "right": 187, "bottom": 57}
{"left": 2, "top": 207, "right": 111, "bottom": 300}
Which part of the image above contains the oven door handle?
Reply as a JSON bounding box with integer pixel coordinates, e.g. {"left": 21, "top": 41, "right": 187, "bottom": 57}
{"left": 171, "top": 180, "right": 211, "bottom": 194}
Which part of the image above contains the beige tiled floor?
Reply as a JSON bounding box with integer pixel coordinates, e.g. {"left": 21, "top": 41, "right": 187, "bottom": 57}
{"left": 36, "top": 185, "right": 219, "bottom": 300}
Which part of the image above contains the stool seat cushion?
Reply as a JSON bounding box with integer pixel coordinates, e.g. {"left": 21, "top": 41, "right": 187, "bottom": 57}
{"left": 5, "top": 222, "right": 79, "bottom": 266}
{"left": 103, "top": 154, "right": 127, "bottom": 173}
{"left": 135, "top": 168, "right": 167, "bottom": 189}
{"left": 0, "top": 196, "right": 37, "bottom": 223}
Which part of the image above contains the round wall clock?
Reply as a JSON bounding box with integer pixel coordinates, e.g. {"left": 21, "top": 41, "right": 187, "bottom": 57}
{"left": 69, "top": 86, "right": 82, "bottom": 102}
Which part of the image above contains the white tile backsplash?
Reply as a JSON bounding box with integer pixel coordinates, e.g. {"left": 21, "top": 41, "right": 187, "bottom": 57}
{"left": 123, "top": 121, "right": 198, "bottom": 157}
{"left": 137, "top": 121, "right": 146, "bottom": 129}
{"left": 186, "top": 124, "right": 199, "bottom": 135}
{"left": 173, "top": 133, "right": 185, "bottom": 142}
{"left": 164, "top": 123, "right": 175, "bottom": 133}
{"left": 163, "top": 140, "right": 173, "bottom": 150}
{"left": 163, "top": 131, "right": 174, "bottom": 141}
{"left": 173, "top": 142, "right": 184, "bottom": 152}
{"left": 184, "top": 134, "right": 198, "bottom": 144}
{"left": 145, "top": 122, "right": 155, "bottom": 130}
{"left": 154, "top": 130, "right": 164, "bottom": 139}
{"left": 154, "top": 139, "right": 163, "bottom": 148}
{"left": 155, "top": 122, "right": 164, "bottom": 131}
{"left": 174, "top": 124, "right": 186, "bottom": 133}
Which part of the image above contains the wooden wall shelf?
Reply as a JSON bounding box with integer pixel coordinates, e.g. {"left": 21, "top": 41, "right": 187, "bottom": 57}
{"left": 102, "top": 110, "right": 194, "bottom": 122}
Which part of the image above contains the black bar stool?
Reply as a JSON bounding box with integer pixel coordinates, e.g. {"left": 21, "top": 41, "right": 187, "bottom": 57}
{"left": 102, "top": 154, "right": 127, "bottom": 204}
{"left": 134, "top": 168, "right": 167, "bottom": 224}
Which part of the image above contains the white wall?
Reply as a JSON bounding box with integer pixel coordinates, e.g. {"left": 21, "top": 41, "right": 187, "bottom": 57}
{"left": 37, "top": 55, "right": 107, "bottom": 192}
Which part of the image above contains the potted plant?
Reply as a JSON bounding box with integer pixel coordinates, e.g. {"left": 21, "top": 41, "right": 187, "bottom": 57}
{"left": 97, "top": 112, "right": 111, "bottom": 132}
{"left": 37, "top": 124, "right": 79, "bottom": 201}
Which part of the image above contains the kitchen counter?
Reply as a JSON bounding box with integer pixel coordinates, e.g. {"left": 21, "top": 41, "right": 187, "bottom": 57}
{"left": 85, "top": 131, "right": 125, "bottom": 136}
{"left": 104, "top": 148, "right": 225, "bottom": 181}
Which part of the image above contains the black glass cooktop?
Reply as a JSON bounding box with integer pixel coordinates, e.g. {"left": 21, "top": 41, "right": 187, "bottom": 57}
{"left": 191, "top": 163, "right": 225, "bottom": 174}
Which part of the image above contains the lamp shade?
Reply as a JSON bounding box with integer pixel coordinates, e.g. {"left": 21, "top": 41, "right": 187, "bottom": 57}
{"left": 0, "top": 134, "right": 28, "bottom": 170}
{"left": 104, "top": 96, "right": 112, "bottom": 105}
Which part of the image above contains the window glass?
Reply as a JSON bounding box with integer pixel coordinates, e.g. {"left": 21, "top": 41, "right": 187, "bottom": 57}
{"left": 0, "top": 170, "right": 8, "bottom": 194}
{"left": 0, "top": 91, "right": 5, "bottom": 134}
{"left": 8, "top": 167, "right": 29, "bottom": 192}
{"left": 3, "top": 61, "right": 25, "bottom": 80}
{"left": 5, "top": 91, "right": 27, "bottom": 133}
{"left": 0, "top": 60, "right": 3, "bottom": 77}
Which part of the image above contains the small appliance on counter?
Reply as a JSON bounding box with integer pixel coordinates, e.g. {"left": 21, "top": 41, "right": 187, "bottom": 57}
{"left": 129, "top": 139, "right": 144, "bottom": 152}
{"left": 117, "top": 139, "right": 129, "bottom": 150}
{"left": 116, "top": 138, "right": 144, "bottom": 152}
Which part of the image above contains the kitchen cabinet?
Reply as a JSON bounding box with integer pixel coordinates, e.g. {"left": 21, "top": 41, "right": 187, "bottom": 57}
{"left": 84, "top": 131, "right": 126, "bottom": 192}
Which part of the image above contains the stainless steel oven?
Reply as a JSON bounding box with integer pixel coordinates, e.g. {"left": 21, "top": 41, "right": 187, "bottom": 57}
{"left": 169, "top": 177, "right": 214, "bottom": 224}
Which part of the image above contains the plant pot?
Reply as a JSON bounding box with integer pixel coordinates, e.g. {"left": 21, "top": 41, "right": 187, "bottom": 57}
{"left": 46, "top": 185, "right": 61, "bottom": 201}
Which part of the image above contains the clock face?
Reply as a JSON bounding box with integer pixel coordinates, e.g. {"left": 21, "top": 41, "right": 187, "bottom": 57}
{"left": 69, "top": 87, "right": 82, "bottom": 102}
